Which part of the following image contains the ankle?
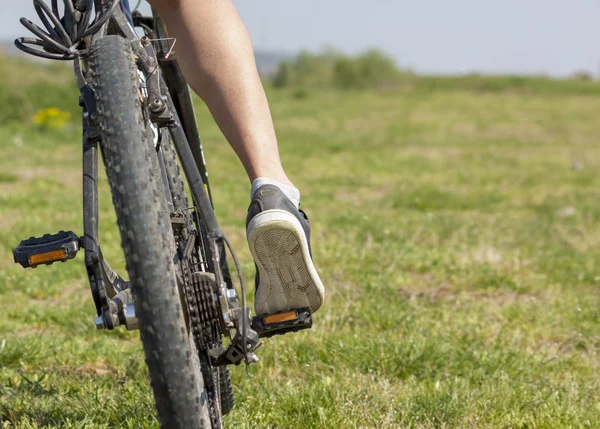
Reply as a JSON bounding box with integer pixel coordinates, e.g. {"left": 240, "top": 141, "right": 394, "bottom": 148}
{"left": 249, "top": 166, "right": 293, "bottom": 186}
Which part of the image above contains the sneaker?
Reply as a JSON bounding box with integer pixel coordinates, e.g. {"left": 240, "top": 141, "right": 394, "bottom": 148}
{"left": 246, "top": 184, "right": 325, "bottom": 316}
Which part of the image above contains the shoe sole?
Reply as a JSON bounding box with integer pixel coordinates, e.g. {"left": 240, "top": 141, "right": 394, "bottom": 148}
{"left": 247, "top": 210, "right": 325, "bottom": 316}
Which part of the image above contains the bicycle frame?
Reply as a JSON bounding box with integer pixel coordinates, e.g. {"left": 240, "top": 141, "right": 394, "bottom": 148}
{"left": 76, "top": 4, "right": 219, "bottom": 325}
{"left": 76, "top": 2, "right": 253, "bottom": 345}
{"left": 89, "top": 2, "right": 262, "bottom": 364}
{"left": 13, "top": 0, "right": 302, "bottom": 367}
{"left": 13, "top": 2, "right": 232, "bottom": 318}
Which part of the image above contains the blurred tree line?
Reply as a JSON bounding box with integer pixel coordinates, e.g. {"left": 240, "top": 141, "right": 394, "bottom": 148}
{"left": 272, "top": 49, "right": 409, "bottom": 90}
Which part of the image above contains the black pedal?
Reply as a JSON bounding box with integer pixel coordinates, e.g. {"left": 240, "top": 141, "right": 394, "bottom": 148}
{"left": 252, "top": 308, "right": 312, "bottom": 338}
{"left": 13, "top": 231, "right": 80, "bottom": 268}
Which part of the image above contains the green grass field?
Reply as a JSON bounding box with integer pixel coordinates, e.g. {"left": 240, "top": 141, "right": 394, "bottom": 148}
{"left": 1, "top": 59, "right": 599, "bottom": 428}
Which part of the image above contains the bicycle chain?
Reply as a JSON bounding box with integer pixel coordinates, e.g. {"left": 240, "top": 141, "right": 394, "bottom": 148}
{"left": 192, "top": 271, "right": 223, "bottom": 428}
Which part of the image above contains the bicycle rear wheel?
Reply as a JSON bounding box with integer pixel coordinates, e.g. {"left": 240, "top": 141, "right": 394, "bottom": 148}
{"left": 90, "top": 35, "right": 212, "bottom": 428}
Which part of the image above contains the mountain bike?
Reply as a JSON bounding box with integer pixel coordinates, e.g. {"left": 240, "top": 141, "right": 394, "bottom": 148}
{"left": 11, "top": 1, "right": 313, "bottom": 427}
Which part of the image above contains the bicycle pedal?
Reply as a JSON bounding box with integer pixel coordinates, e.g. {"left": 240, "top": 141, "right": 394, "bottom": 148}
{"left": 13, "top": 231, "right": 80, "bottom": 268}
{"left": 251, "top": 308, "right": 313, "bottom": 338}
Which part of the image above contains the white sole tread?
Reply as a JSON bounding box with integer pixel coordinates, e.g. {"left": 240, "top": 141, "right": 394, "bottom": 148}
{"left": 247, "top": 210, "right": 324, "bottom": 316}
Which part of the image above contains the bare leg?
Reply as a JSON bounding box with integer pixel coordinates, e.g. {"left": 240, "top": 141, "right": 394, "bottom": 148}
{"left": 148, "top": 0, "right": 291, "bottom": 186}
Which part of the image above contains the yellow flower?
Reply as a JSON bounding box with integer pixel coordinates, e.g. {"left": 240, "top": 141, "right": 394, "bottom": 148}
{"left": 33, "top": 107, "right": 72, "bottom": 129}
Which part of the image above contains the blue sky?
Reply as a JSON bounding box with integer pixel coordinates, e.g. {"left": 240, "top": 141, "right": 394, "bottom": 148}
{"left": 1, "top": 0, "right": 599, "bottom": 76}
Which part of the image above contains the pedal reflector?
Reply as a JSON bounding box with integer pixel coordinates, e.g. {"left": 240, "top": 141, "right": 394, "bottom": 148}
{"left": 28, "top": 249, "right": 68, "bottom": 266}
{"left": 13, "top": 230, "right": 80, "bottom": 268}
{"left": 264, "top": 310, "right": 299, "bottom": 325}
{"left": 252, "top": 307, "right": 312, "bottom": 338}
